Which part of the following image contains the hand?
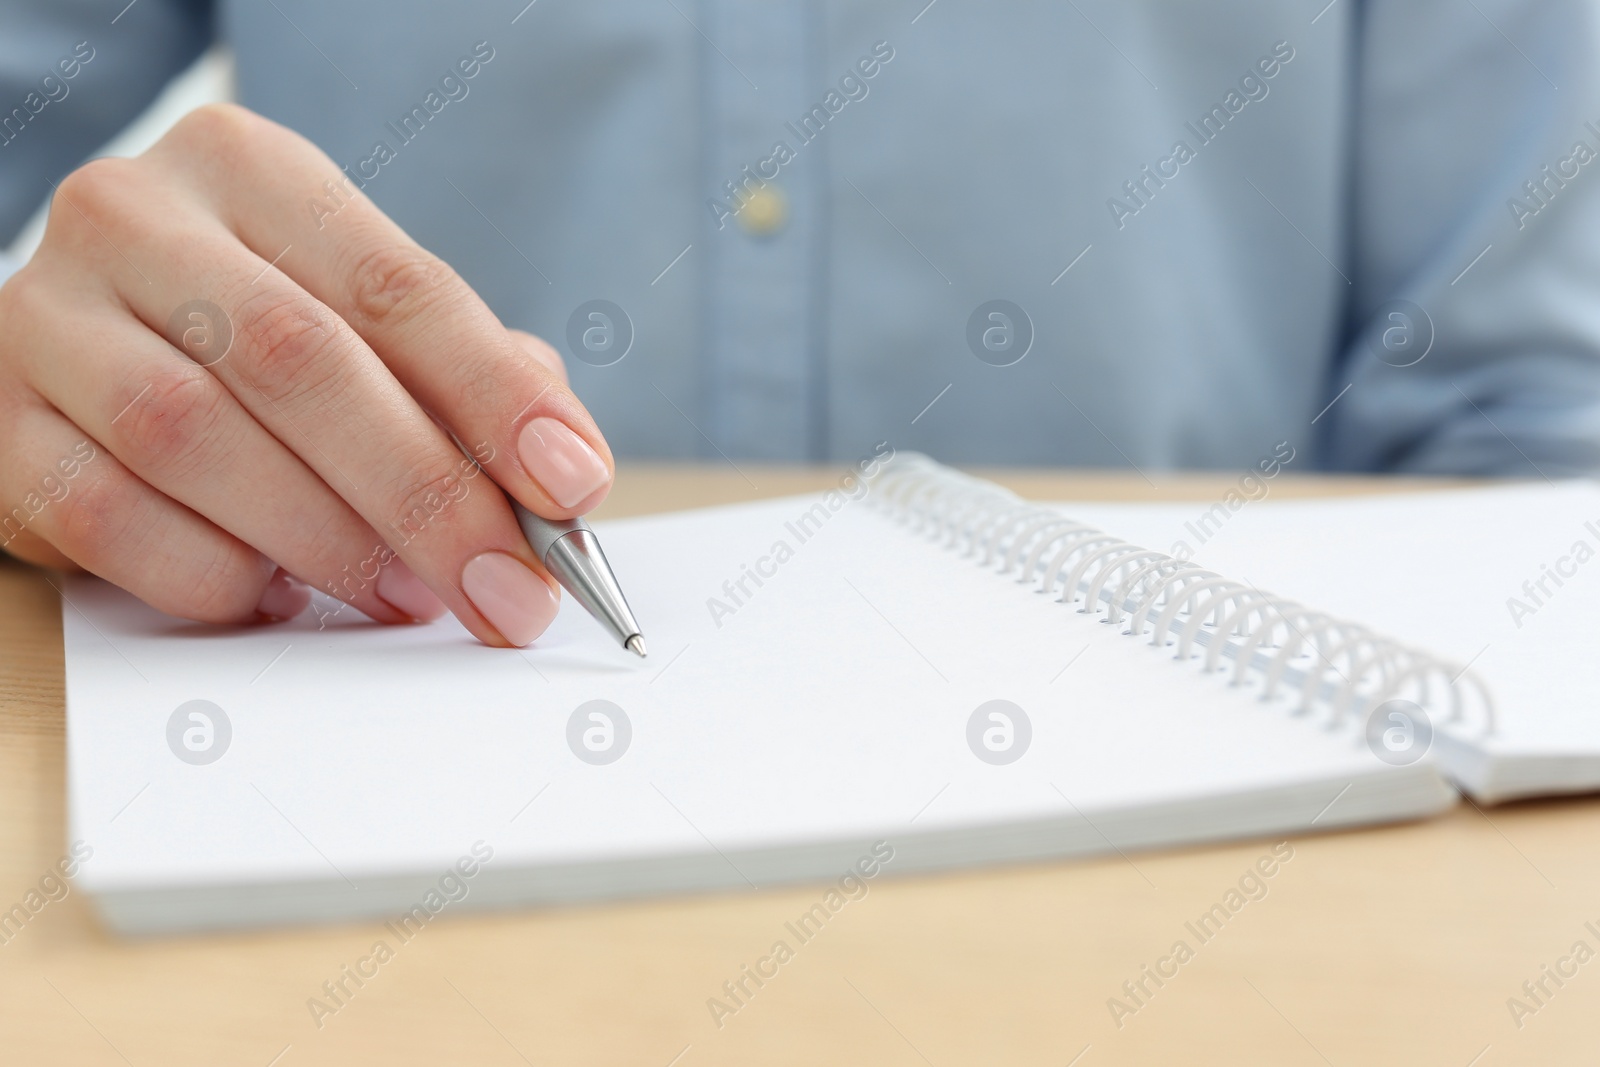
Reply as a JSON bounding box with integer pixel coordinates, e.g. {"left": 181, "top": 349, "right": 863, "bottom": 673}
{"left": 0, "top": 104, "right": 612, "bottom": 647}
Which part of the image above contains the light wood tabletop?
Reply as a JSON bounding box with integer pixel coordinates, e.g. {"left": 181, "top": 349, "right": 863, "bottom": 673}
{"left": 1, "top": 465, "right": 1594, "bottom": 1066}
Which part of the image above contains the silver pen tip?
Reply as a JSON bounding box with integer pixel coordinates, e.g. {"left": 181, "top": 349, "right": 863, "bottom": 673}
{"left": 626, "top": 634, "right": 647, "bottom": 658}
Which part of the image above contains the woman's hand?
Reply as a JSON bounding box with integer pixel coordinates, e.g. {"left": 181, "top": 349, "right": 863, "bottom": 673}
{"left": 0, "top": 104, "right": 611, "bottom": 647}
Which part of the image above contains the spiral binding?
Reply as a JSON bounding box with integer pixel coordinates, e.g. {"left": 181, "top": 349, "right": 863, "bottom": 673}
{"left": 867, "top": 453, "right": 1495, "bottom": 737}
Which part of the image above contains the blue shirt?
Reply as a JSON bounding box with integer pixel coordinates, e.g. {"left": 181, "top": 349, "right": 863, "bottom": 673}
{"left": 5, "top": 0, "right": 1600, "bottom": 474}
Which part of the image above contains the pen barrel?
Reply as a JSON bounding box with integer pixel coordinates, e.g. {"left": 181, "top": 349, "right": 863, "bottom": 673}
{"left": 512, "top": 504, "right": 643, "bottom": 648}
{"left": 514, "top": 509, "right": 588, "bottom": 559}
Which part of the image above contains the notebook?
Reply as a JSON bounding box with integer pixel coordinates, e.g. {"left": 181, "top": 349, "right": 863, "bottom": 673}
{"left": 63, "top": 453, "right": 1498, "bottom": 934}
{"left": 1053, "top": 480, "right": 1600, "bottom": 803}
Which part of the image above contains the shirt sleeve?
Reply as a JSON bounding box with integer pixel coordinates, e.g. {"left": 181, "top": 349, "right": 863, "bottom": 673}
{"left": 0, "top": 0, "right": 216, "bottom": 246}
{"left": 1326, "top": 0, "right": 1600, "bottom": 476}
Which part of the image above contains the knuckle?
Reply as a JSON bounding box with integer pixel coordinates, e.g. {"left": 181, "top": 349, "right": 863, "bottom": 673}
{"left": 455, "top": 348, "right": 565, "bottom": 434}
{"left": 347, "top": 243, "right": 458, "bottom": 330}
{"left": 52, "top": 466, "right": 143, "bottom": 566}
{"left": 385, "top": 457, "right": 474, "bottom": 544}
{"left": 54, "top": 157, "right": 139, "bottom": 224}
{"left": 232, "top": 291, "right": 344, "bottom": 395}
{"left": 0, "top": 264, "right": 50, "bottom": 330}
{"left": 294, "top": 509, "right": 369, "bottom": 576}
{"left": 178, "top": 543, "right": 264, "bottom": 622}
{"left": 112, "top": 367, "right": 229, "bottom": 477}
{"left": 153, "top": 104, "right": 283, "bottom": 194}
{"left": 456, "top": 356, "right": 514, "bottom": 412}
{"left": 170, "top": 102, "right": 262, "bottom": 150}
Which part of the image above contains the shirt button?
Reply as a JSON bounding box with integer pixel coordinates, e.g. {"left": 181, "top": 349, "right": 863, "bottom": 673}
{"left": 737, "top": 185, "right": 788, "bottom": 236}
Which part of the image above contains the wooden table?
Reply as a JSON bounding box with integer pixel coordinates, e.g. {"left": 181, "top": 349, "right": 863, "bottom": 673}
{"left": 2, "top": 466, "right": 1594, "bottom": 1066}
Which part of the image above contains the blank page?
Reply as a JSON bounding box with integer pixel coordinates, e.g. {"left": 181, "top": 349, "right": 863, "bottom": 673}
{"left": 64, "top": 493, "right": 1441, "bottom": 913}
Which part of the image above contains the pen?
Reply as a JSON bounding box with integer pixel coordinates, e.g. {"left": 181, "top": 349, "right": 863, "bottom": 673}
{"left": 511, "top": 501, "right": 647, "bottom": 657}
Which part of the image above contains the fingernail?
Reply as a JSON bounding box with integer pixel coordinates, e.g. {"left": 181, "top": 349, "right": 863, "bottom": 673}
{"left": 376, "top": 558, "right": 448, "bottom": 622}
{"left": 461, "top": 551, "right": 560, "bottom": 646}
{"left": 517, "top": 416, "right": 610, "bottom": 509}
{"left": 256, "top": 568, "right": 310, "bottom": 621}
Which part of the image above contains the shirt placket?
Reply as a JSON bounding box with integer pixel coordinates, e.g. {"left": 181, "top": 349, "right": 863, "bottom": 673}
{"left": 700, "top": 0, "right": 820, "bottom": 459}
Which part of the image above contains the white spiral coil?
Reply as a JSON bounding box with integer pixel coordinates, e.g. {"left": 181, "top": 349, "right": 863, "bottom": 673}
{"left": 867, "top": 453, "right": 1495, "bottom": 737}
